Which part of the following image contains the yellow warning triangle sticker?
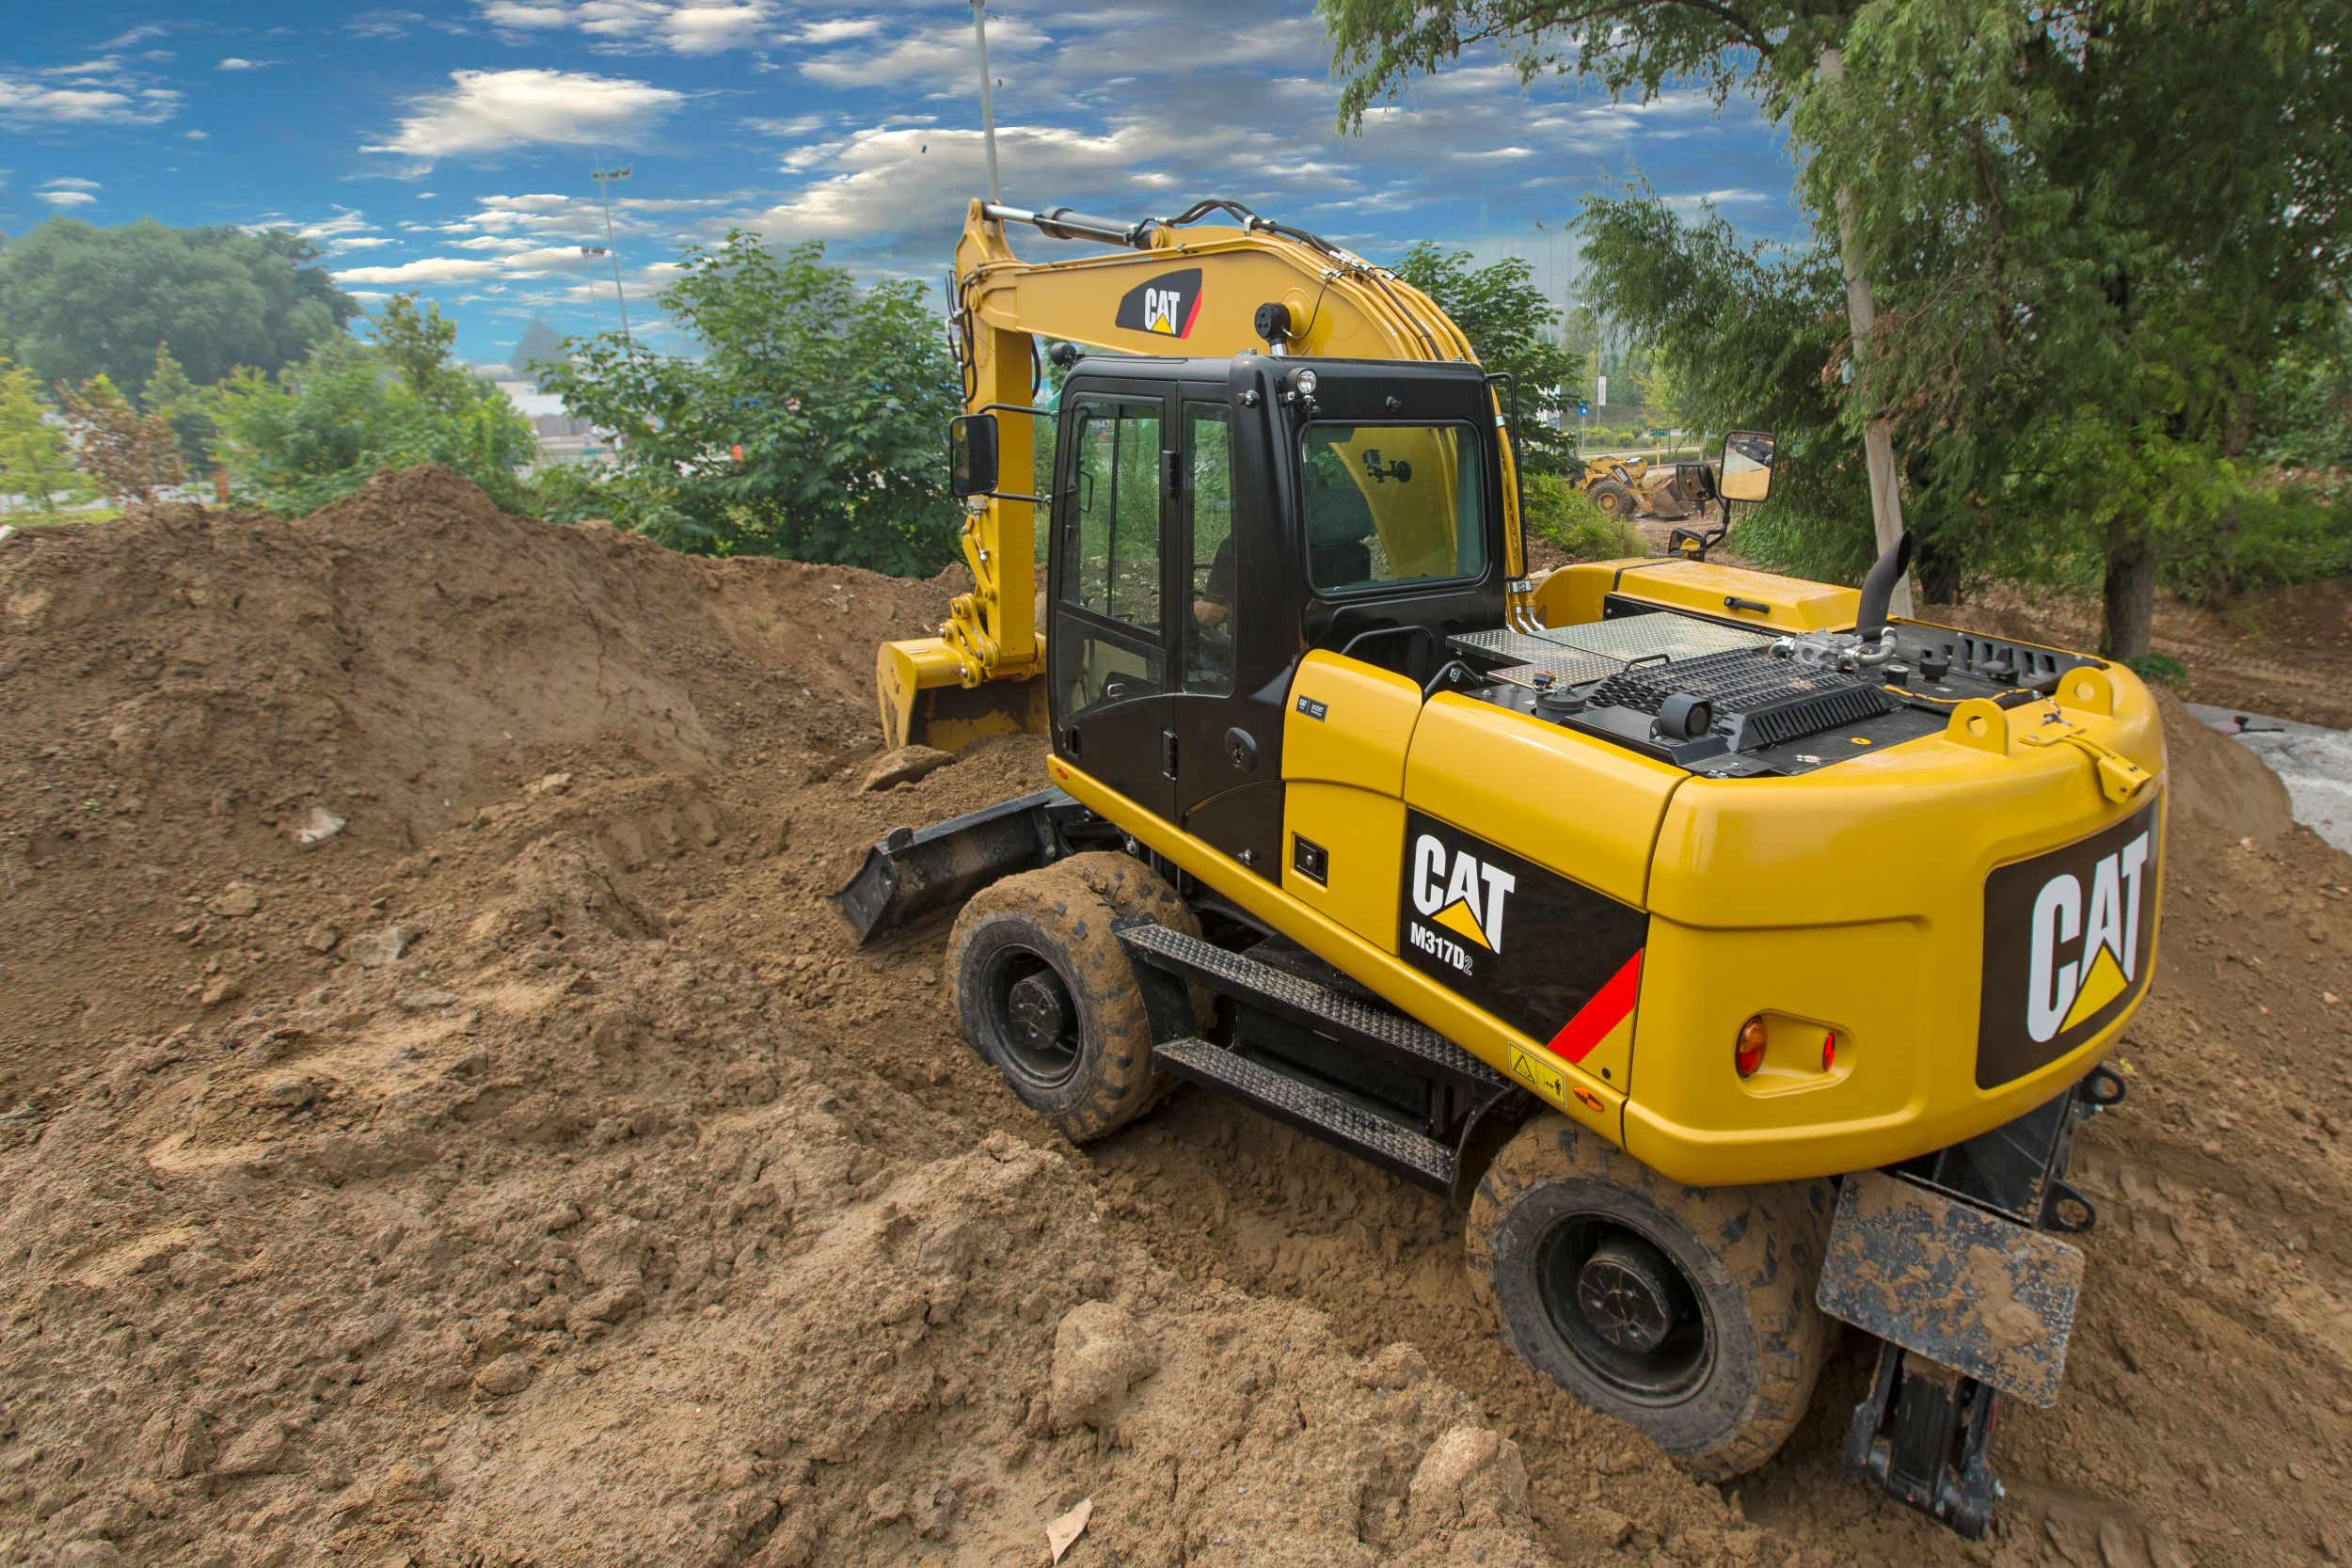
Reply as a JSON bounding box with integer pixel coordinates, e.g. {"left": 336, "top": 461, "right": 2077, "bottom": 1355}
{"left": 1432, "top": 897, "right": 1491, "bottom": 951}
{"left": 2061, "top": 944, "right": 2130, "bottom": 1033}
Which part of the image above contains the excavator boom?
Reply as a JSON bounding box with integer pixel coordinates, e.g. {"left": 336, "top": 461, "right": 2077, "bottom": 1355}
{"left": 879, "top": 197, "right": 1529, "bottom": 749}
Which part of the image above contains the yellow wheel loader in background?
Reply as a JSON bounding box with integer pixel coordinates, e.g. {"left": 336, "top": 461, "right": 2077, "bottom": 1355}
{"left": 838, "top": 197, "right": 2164, "bottom": 1537}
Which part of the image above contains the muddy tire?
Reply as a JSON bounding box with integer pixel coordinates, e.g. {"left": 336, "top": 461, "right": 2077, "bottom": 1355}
{"left": 1589, "top": 478, "right": 1638, "bottom": 517}
{"left": 1467, "top": 1114, "right": 1835, "bottom": 1481}
{"left": 945, "top": 855, "right": 1190, "bottom": 1143}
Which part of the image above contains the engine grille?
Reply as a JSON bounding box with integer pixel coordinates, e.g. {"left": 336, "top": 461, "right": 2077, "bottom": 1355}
{"left": 1588, "top": 647, "right": 1894, "bottom": 751}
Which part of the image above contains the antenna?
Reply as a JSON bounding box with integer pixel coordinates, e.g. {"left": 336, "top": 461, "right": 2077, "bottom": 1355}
{"left": 971, "top": 1, "right": 1001, "bottom": 204}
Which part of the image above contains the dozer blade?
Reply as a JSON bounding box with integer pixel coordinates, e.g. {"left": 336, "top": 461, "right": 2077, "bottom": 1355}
{"left": 878, "top": 636, "right": 1049, "bottom": 751}
{"left": 830, "top": 788, "right": 1078, "bottom": 943}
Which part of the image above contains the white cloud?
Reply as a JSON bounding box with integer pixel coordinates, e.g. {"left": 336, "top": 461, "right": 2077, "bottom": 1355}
{"left": 333, "top": 257, "right": 507, "bottom": 284}
{"left": 474, "top": 0, "right": 779, "bottom": 55}
{"left": 0, "top": 72, "right": 180, "bottom": 127}
{"left": 364, "top": 69, "right": 684, "bottom": 163}
{"left": 36, "top": 189, "right": 98, "bottom": 207}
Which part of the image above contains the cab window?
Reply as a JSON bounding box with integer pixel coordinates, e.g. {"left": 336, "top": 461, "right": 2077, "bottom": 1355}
{"left": 1299, "top": 421, "right": 1486, "bottom": 593}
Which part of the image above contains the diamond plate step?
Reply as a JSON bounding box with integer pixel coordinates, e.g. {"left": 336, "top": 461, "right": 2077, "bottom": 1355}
{"left": 1117, "top": 923, "right": 1509, "bottom": 1093}
{"left": 1152, "top": 1037, "right": 1455, "bottom": 1193}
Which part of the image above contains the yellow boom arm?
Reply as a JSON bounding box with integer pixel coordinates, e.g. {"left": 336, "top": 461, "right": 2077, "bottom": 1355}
{"left": 878, "top": 198, "right": 1530, "bottom": 748}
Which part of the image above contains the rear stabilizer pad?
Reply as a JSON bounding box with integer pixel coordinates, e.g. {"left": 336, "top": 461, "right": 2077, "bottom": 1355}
{"left": 1817, "top": 1170, "right": 2084, "bottom": 1407}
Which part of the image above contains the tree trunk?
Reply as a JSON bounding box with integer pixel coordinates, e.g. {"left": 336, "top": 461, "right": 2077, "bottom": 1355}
{"left": 2102, "top": 528, "right": 2157, "bottom": 663}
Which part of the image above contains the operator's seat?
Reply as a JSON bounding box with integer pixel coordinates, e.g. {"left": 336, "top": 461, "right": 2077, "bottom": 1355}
{"left": 1305, "top": 478, "right": 1376, "bottom": 589}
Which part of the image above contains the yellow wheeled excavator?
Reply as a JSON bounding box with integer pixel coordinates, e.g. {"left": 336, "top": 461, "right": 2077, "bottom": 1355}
{"left": 840, "top": 197, "right": 2165, "bottom": 1536}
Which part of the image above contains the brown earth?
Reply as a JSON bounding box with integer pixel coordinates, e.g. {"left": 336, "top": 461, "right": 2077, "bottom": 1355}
{"left": 1, "top": 467, "right": 2347, "bottom": 1568}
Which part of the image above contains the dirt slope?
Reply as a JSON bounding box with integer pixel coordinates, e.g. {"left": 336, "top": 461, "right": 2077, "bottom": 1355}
{"left": 2, "top": 468, "right": 2346, "bottom": 1568}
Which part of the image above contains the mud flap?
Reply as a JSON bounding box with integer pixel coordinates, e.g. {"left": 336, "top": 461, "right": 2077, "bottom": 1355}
{"left": 1817, "top": 1170, "right": 2084, "bottom": 1408}
{"left": 830, "top": 788, "right": 1089, "bottom": 943}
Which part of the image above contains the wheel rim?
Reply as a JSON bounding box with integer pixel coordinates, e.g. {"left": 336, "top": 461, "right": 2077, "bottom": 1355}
{"left": 985, "top": 948, "right": 1082, "bottom": 1088}
{"left": 1533, "top": 1214, "right": 1712, "bottom": 1403}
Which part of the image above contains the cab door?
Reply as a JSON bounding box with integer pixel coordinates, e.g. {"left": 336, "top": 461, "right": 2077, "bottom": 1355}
{"left": 1049, "top": 382, "right": 1179, "bottom": 819}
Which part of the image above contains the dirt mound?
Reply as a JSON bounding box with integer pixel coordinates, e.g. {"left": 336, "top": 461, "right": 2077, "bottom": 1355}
{"left": 0, "top": 467, "right": 946, "bottom": 1089}
{"left": 2, "top": 470, "right": 2347, "bottom": 1567}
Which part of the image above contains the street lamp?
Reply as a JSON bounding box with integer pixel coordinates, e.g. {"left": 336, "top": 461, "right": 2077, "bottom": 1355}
{"left": 589, "top": 164, "right": 633, "bottom": 352}
{"left": 578, "top": 245, "right": 608, "bottom": 335}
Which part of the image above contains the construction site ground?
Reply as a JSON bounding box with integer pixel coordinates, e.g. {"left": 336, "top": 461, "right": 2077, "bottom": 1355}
{"left": 1, "top": 467, "right": 2345, "bottom": 1568}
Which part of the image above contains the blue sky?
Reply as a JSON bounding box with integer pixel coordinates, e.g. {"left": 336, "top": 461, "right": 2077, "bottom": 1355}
{"left": 2, "top": 1, "right": 1799, "bottom": 368}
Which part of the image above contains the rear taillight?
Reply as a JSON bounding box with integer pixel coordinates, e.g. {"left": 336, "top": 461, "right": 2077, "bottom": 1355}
{"left": 1735, "top": 1016, "right": 1768, "bottom": 1078}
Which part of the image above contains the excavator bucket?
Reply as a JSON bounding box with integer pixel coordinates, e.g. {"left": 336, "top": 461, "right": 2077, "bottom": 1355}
{"left": 878, "top": 635, "right": 1050, "bottom": 752}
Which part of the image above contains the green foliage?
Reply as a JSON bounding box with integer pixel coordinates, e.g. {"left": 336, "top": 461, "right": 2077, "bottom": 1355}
{"left": 58, "top": 372, "right": 186, "bottom": 506}
{"left": 2167, "top": 484, "right": 2349, "bottom": 599}
{"left": 0, "top": 218, "right": 357, "bottom": 401}
{"left": 1522, "top": 473, "right": 1641, "bottom": 560}
{"left": 141, "top": 341, "right": 218, "bottom": 469}
{"left": 1575, "top": 192, "right": 1880, "bottom": 586}
{"left": 0, "top": 356, "right": 90, "bottom": 515}
{"left": 538, "top": 231, "right": 962, "bottom": 573}
{"left": 1388, "top": 243, "right": 1581, "bottom": 476}
{"left": 210, "top": 309, "right": 538, "bottom": 514}
{"left": 1325, "top": 1, "right": 2352, "bottom": 655}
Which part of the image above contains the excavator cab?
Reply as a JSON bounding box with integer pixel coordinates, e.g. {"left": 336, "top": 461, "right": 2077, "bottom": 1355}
{"left": 1021, "top": 352, "right": 1509, "bottom": 873}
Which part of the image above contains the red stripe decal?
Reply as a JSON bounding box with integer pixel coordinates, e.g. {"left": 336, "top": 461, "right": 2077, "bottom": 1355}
{"left": 1548, "top": 949, "right": 1644, "bottom": 1065}
{"left": 1180, "top": 290, "right": 1203, "bottom": 339}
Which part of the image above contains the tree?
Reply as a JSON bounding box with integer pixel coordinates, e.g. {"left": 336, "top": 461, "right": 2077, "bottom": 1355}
{"left": 210, "top": 302, "right": 538, "bottom": 514}
{"left": 537, "top": 232, "right": 963, "bottom": 573}
{"left": 369, "top": 293, "right": 461, "bottom": 398}
{"left": 0, "top": 217, "right": 358, "bottom": 402}
{"left": 1324, "top": 1, "right": 2352, "bottom": 656}
{"left": 141, "top": 341, "right": 218, "bottom": 469}
{"left": 57, "top": 373, "right": 185, "bottom": 506}
{"left": 0, "top": 356, "right": 89, "bottom": 515}
{"left": 1388, "top": 244, "right": 1582, "bottom": 475}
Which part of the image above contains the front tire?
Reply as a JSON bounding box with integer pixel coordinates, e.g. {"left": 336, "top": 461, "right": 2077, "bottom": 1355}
{"left": 945, "top": 855, "right": 1196, "bottom": 1144}
{"left": 1467, "top": 1115, "right": 1834, "bottom": 1481}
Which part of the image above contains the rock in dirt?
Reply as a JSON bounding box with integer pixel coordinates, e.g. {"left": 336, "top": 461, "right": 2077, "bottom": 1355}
{"left": 1407, "top": 1425, "right": 1530, "bottom": 1529}
{"left": 292, "top": 805, "right": 346, "bottom": 848}
{"left": 214, "top": 1419, "right": 288, "bottom": 1478}
{"left": 1049, "top": 1300, "right": 1161, "bottom": 1433}
{"left": 472, "top": 1353, "right": 534, "bottom": 1397}
{"left": 207, "top": 881, "right": 261, "bottom": 918}
{"left": 859, "top": 745, "right": 956, "bottom": 792}
{"left": 342, "top": 923, "right": 422, "bottom": 966}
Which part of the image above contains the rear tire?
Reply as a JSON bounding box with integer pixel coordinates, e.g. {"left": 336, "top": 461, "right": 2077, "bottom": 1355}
{"left": 1590, "top": 478, "right": 1638, "bottom": 517}
{"left": 1467, "top": 1115, "right": 1835, "bottom": 1481}
{"left": 945, "top": 855, "right": 1196, "bottom": 1143}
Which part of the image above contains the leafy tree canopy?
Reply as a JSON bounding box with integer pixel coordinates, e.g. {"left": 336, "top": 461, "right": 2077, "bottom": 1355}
{"left": 0, "top": 217, "right": 358, "bottom": 402}
{"left": 1388, "top": 243, "right": 1582, "bottom": 476}
{"left": 1325, "top": 0, "right": 2352, "bottom": 654}
{"left": 538, "top": 232, "right": 963, "bottom": 574}
{"left": 0, "top": 356, "right": 90, "bottom": 515}
{"left": 210, "top": 293, "right": 537, "bottom": 514}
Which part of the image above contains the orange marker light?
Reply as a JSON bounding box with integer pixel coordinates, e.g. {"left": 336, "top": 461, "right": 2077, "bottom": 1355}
{"left": 1736, "top": 1015, "right": 1767, "bottom": 1078}
{"left": 1822, "top": 1032, "right": 1837, "bottom": 1072}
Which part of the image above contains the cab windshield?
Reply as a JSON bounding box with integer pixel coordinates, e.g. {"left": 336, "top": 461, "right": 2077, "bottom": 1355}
{"left": 1299, "top": 421, "right": 1486, "bottom": 594}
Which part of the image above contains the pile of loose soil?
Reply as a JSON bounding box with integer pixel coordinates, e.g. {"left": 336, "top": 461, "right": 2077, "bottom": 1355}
{"left": 2, "top": 468, "right": 2346, "bottom": 1568}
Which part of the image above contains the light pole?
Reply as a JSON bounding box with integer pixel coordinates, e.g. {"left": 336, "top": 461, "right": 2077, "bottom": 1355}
{"left": 589, "top": 164, "right": 633, "bottom": 352}
{"left": 579, "top": 245, "right": 608, "bottom": 336}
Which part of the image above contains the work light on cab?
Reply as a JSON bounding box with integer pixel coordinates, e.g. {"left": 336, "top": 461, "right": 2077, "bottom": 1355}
{"left": 1736, "top": 1015, "right": 1768, "bottom": 1078}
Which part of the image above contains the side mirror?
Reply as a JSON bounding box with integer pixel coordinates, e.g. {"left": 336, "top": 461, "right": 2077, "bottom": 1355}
{"left": 948, "top": 413, "right": 999, "bottom": 500}
{"left": 1718, "top": 428, "right": 1774, "bottom": 502}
